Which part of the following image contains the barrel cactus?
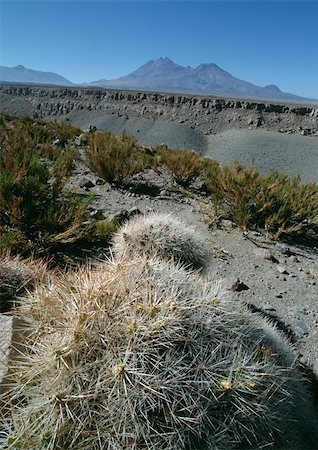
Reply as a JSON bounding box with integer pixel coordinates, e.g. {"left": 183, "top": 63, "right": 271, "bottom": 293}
{"left": 1, "top": 256, "right": 317, "bottom": 449}
{"left": 112, "top": 212, "right": 210, "bottom": 271}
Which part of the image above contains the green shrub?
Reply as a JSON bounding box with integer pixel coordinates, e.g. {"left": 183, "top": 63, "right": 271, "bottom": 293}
{"left": 207, "top": 162, "right": 318, "bottom": 241}
{"left": 0, "top": 115, "right": 92, "bottom": 257}
{"left": 86, "top": 131, "right": 158, "bottom": 184}
{"left": 156, "top": 146, "right": 204, "bottom": 186}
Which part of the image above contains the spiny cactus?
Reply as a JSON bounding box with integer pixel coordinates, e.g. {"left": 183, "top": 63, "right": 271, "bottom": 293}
{"left": 0, "top": 256, "right": 48, "bottom": 313}
{"left": 1, "top": 256, "right": 317, "bottom": 449}
{"left": 112, "top": 212, "right": 210, "bottom": 271}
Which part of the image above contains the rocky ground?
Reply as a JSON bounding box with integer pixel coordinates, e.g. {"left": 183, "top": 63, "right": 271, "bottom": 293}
{"left": 1, "top": 88, "right": 318, "bottom": 441}
{"left": 1, "top": 152, "right": 318, "bottom": 378}
{"left": 1, "top": 84, "right": 318, "bottom": 182}
{"left": 68, "top": 155, "right": 318, "bottom": 376}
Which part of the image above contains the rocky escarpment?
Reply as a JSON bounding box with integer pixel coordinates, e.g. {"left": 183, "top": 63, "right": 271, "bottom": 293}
{"left": 1, "top": 84, "right": 318, "bottom": 136}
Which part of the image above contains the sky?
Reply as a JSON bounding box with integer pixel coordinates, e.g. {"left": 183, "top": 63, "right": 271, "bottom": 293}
{"left": 0, "top": 1, "right": 318, "bottom": 99}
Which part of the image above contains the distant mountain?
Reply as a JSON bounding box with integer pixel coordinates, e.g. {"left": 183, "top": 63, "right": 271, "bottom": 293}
{"left": 1, "top": 59, "right": 316, "bottom": 103}
{"left": 0, "top": 65, "right": 73, "bottom": 86}
{"left": 89, "top": 57, "right": 316, "bottom": 103}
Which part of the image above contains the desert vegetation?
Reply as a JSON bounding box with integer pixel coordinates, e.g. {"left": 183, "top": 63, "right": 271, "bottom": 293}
{"left": 1, "top": 114, "right": 317, "bottom": 260}
{"left": 86, "top": 128, "right": 318, "bottom": 244}
{"left": 1, "top": 216, "right": 318, "bottom": 449}
{"left": 112, "top": 212, "right": 210, "bottom": 270}
{"left": 0, "top": 115, "right": 118, "bottom": 260}
{"left": 1, "top": 116, "right": 318, "bottom": 448}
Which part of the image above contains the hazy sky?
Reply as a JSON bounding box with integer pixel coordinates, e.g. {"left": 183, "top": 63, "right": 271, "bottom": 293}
{"left": 1, "top": 1, "right": 317, "bottom": 99}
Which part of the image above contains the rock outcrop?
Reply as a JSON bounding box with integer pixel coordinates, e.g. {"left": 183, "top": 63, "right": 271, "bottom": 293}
{"left": 1, "top": 84, "right": 317, "bottom": 136}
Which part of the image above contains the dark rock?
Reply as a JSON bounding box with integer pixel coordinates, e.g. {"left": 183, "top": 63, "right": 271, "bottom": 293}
{"left": 79, "top": 178, "right": 95, "bottom": 189}
{"left": 275, "top": 243, "right": 291, "bottom": 256}
{"left": 220, "top": 276, "right": 249, "bottom": 292}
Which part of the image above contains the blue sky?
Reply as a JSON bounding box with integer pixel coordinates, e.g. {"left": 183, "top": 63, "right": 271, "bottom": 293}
{"left": 1, "top": 1, "right": 318, "bottom": 99}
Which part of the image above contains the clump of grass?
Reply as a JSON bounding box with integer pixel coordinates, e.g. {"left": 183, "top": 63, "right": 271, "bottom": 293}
{"left": 1, "top": 256, "right": 317, "bottom": 449}
{"left": 156, "top": 146, "right": 204, "bottom": 186}
{"left": 112, "top": 212, "right": 210, "bottom": 270}
{"left": 86, "top": 131, "right": 158, "bottom": 185}
{"left": 0, "top": 114, "right": 116, "bottom": 259}
{"left": 207, "top": 162, "right": 318, "bottom": 241}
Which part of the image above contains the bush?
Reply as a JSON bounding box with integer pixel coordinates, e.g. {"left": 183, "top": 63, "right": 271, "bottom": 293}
{"left": 0, "top": 115, "right": 97, "bottom": 257}
{"left": 156, "top": 146, "right": 204, "bottom": 186}
{"left": 1, "top": 256, "right": 317, "bottom": 449}
{"left": 86, "top": 131, "right": 158, "bottom": 185}
{"left": 207, "top": 162, "right": 318, "bottom": 241}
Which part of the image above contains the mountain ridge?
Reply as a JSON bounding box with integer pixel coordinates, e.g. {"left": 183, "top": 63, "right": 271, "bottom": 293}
{"left": 1, "top": 59, "right": 317, "bottom": 103}
{"left": 0, "top": 64, "right": 73, "bottom": 86}
{"left": 88, "top": 57, "right": 317, "bottom": 103}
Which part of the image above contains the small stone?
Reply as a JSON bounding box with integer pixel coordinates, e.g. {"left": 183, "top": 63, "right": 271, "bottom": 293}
{"left": 294, "top": 320, "right": 310, "bottom": 337}
{"left": 289, "top": 255, "right": 299, "bottom": 263}
{"left": 220, "top": 277, "right": 249, "bottom": 292}
{"left": 292, "top": 306, "right": 309, "bottom": 315}
{"left": 79, "top": 178, "right": 95, "bottom": 189}
{"left": 277, "top": 265, "right": 289, "bottom": 275}
{"left": 254, "top": 248, "right": 274, "bottom": 261}
{"left": 275, "top": 243, "right": 291, "bottom": 255}
{"left": 221, "top": 219, "right": 235, "bottom": 229}
{"left": 262, "top": 303, "right": 276, "bottom": 312}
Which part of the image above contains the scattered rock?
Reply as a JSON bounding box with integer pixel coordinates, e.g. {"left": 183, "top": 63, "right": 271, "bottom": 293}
{"left": 291, "top": 306, "right": 309, "bottom": 315}
{"left": 79, "top": 177, "right": 95, "bottom": 189}
{"left": 294, "top": 320, "right": 310, "bottom": 337}
{"left": 277, "top": 265, "right": 289, "bottom": 275}
{"left": 75, "top": 134, "right": 88, "bottom": 146}
{"left": 254, "top": 248, "right": 274, "bottom": 261}
{"left": 275, "top": 243, "right": 291, "bottom": 256}
{"left": 220, "top": 276, "right": 249, "bottom": 292}
{"left": 262, "top": 303, "right": 276, "bottom": 312}
{"left": 289, "top": 255, "right": 299, "bottom": 263}
{"left": 221, "top": 219, "right": 236, "bottom": 229}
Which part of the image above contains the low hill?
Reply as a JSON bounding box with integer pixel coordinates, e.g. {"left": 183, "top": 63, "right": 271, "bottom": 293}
{"left": 0, "top": 64, "right": 73, "bottom": 86}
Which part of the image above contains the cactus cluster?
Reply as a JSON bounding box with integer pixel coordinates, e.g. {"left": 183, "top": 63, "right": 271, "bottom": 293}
{"left": 1, "top": 214, "right": 317, "bottom": 449}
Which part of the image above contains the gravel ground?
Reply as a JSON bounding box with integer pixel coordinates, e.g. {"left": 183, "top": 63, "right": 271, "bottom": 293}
{"left": 1, "top": 156, "right": 318, "bottom": 447}
{"left": 206, "top": 129, "right": 318, "bottom": 183}
{"left": 72, "top": 114, "right": 318, "bottom": 183}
